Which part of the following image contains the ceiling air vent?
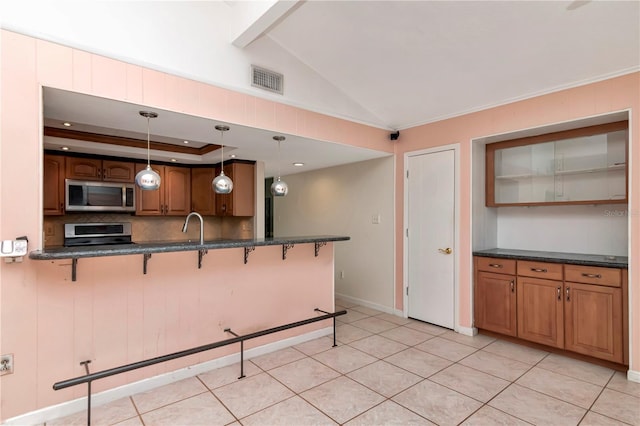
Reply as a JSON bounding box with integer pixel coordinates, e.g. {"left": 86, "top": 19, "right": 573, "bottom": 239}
{"left": 251, "top": 65, "right": 283, "bottom": 95}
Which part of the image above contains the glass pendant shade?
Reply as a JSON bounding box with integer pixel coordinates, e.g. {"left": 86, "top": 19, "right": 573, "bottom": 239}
{"left": 136, "top": 111, "right": 161, "bottom": 191}
{"left": 213, "top": 124, "right": 232, "bottom": 194}
{"left": 270, "top": 176, "right": 288, "bottom": 196}
{"left": 270, "top": 135, "right": 288, "bottom": 197}
{"left": 213, "top": 170, "right": 233, "bottom": 194}
{"left": 135, "top": 165, "right": 161, "bottom": 190}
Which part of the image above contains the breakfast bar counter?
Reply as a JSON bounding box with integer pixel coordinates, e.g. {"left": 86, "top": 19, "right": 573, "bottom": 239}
{"left": 30, "top": 235, "right": 350, "bottom": 260}
{"left": 30, "top": 235, "right": 350, "bottom": 282}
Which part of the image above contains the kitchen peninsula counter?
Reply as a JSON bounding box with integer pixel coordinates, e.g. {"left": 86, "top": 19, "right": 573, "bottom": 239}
{"left": 30, "top": 235, "right": 350, "bottom": 260}
{"left": 473, "top": 248, "right": 628, "bottom": 268}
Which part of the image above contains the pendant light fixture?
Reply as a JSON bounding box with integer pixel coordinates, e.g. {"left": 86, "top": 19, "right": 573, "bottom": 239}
{"left": 270, "top": 135, "right": 288, "bottom": 197}
{"left": 212, "top": 125, "right": 233, "bottom": 194}
{"left": 135, "top": 111, "right": 161, "bottom": 190}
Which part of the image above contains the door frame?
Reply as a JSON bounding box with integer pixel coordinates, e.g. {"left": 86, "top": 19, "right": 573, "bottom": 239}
{"left": 403, "top": 143, "right": 461, "bottom": 331}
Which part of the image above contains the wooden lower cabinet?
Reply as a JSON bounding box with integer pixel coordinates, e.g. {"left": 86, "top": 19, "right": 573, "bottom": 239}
{"left": 474, "top": 256, "right": 627, "bottom": 365}
{"left": 517, "top": 276, "right": 564, "bottom": 349}
{"left": 475, "top": 271, "right": 517, "bottom": 336}
{"left": 564, "top": 282, "right": 623, "bottom": 363}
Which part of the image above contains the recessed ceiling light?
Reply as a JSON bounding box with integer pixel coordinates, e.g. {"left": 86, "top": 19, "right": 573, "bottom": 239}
{"left": 63, "top": 122, "right": 72, "bottom": 127}
{"left": 230, "top": 154, "right": 237, "bottom": 158}
{"left": 170, "top": 158, "right": 177, "bottom": 162}
{"left": 293, "top": 162, "right": 304, "bottom": 167}
{"left": 183, "top": 140, "right": 189, "bottom": 144}
{"left": 61, "top": 146, "right": 70, "bottom": 151}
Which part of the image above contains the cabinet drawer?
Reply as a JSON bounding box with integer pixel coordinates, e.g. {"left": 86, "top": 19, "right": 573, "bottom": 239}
{"left": 476, "top": 257, "right": 516, "bottom": 275}
{"left": 564, "top": 265, "right": 621, "bottom": 287}
{"left": 517, "top": 260, "right": 563, "bottom": 281}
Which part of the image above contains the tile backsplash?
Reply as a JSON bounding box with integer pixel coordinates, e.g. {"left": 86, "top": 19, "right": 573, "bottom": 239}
{"left": 44, "top": 214, "right": 254, "bottom": 247}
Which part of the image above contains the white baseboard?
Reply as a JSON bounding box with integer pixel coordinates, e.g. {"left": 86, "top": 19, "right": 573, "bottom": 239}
{"left": 3, "top": 327, "right": 333, "bottom": 426}
{"left": 456, "top": 326, "right": 477, "bottom": 337}
{"left": 628, "top": 369, "right": 640, "bottom": 383}
{"left": 334, "top": 292, "right": 395, "bottom": 315}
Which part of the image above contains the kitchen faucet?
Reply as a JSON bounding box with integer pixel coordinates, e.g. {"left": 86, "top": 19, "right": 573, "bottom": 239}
{"left": 182, "top": 212, "right": 204, "bottom": 245}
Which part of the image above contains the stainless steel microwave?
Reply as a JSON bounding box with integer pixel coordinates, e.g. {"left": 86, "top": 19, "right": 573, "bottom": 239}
{"left": 65, "top": 179, "right": 135, "bottom": 212}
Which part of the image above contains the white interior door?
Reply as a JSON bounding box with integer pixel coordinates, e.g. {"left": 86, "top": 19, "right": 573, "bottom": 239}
{"left": 407, "top": 149, "right": 455, "bottom": 328}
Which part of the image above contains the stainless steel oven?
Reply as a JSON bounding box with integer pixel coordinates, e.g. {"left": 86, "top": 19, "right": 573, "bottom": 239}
{"left": 64, "top": 222, "right": 133, "bottom": 247}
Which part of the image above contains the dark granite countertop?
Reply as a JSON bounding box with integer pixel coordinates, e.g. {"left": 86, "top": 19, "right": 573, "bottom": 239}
{"left": 30, "top": 235, "right": 350, "bottom": 260}
{"left": 473, "top": 248, "right": 628, "bottom": 268}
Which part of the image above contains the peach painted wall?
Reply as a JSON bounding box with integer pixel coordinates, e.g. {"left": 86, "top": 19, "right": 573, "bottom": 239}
{"left": 394, "top": 72, "right": 640, "bottom": 370}
{"left": 0, "top": 30, "right": 390, "bottom": 420}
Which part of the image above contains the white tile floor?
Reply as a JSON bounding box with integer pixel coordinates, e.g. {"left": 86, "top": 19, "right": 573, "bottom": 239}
{"left": 46, "top": 299, "right": 640, "bottom": 425}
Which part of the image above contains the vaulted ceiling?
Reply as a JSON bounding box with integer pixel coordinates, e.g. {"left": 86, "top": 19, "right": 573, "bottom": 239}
{"left": 259, "top": 0, "right": 639, "bottom": 130}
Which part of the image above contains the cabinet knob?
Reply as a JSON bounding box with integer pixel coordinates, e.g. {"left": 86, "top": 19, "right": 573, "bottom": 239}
{"left": 566, "top": 286, "right": 571, "bottom": 302}
{"left": 511, "top": 281, "right": 515, "bottom": 293}
{"left": 531, "top": 268, "right": 548, "bottom": 273}
{"left": 557, "top": 286, "right": 561, "bottom": 300}
{"left": 489, "top": 263, "right": 503, "bottom": 268}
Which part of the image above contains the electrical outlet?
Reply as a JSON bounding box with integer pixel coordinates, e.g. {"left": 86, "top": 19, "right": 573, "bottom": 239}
{"left": 0, "top": 354, "right": 14, "bottom": 375}
{"left": 45, "top": 223, "right": 55, "bottom": 237}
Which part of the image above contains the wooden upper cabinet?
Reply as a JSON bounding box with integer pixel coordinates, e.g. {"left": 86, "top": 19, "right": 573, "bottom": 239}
{"left": 66, "top": 157, "right": 134, "bottom": 182}
{"left": 164, "top": 166, "right": 191, "bottom": 216}
{"left": 135, "top": 164, "right": 191, "bottom": 216}
{"left": 66, "top": 157, "right": 102, "bottom": 181}
{"left": 486, "top": 121, "right": 628, "bottom": 206}
{"left": 102, "top": 160, "right": 135, "bottom": 182}
{"left": 191, "top": 167, "right": 217, "bottom": 215}
{"left": 216, "top": 162, "right": 255, "bottom": 217}
{"left": 43, "top": 154, "right": 66, "bottom": 215}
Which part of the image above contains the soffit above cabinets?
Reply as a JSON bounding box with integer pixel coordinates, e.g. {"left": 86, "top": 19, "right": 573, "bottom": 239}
{"left": 42, "top": 87, "right": 391, "bottom": 177}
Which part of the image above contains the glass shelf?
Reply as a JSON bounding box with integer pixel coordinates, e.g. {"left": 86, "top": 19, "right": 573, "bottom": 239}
{"left": 486, "top": 122, "right": 628, "bottom": 206}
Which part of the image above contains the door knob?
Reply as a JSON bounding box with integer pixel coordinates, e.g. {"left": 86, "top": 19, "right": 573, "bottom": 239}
{"left": 438, "top": 247, "right": 452, "bottom": 254}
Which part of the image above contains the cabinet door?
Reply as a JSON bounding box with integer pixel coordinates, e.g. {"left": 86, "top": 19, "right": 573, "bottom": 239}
{"left": 229, "top": 162, "right": 255, "bottom": 216}
{"left": 103, "top": 160, "right": 135, "bottom": 182}
{"left": 135, "top": 164, "right": 164, "bottom": 216}
{"left": 564, "top": 282, "right": 623, "bottom": 363}
{"left": 517, "top": 276, "right": 564, "bottom": 348}
{"left": 191, "top": 168, "right": 216, "bottom": 215}
{"left": 215, "top": 164, "right": 233, "bottom": 216}
{"left": 164, "top": 166, "right": 191, "bottom": 216}
{"left": 66, "top": 157, "right": 102, "bottom": 181}
{"left": 215, "top": 163, "right": 255, "bottom": 216}
{"left": 475, "top": 271, "right": 517, "bottom": 336}
{"left": 43, "top": 154, "right": 65, "bottom": 215}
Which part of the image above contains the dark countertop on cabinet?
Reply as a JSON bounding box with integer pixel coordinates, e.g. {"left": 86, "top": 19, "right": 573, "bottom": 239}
{"left": 30, "top": 235, "right": 350, "bottom": 260}
{"left": 473, "top": 248, "right": 628, "bottom": 268}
